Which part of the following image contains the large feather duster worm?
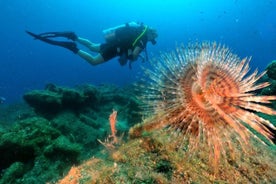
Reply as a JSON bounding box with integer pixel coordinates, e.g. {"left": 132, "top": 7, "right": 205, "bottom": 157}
{"left": 130, "top": 42, "right": 276, "bottom": 169}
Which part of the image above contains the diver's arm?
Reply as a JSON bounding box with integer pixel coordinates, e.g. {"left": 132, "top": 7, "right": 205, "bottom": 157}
{"left": 131, "top": 46, "right": 143, "bottom": 61}
{"left": 76, "top": 37, "right": 101, "bottom": 52}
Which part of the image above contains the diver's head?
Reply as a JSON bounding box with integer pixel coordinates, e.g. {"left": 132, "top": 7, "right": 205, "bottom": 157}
{"left": 147, "top": 27, "right": 158, "bottom": 45}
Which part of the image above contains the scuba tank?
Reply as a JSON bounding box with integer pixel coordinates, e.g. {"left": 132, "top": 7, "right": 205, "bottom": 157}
{"left": 102, "top": 21, "right": 141, "bottom": 42}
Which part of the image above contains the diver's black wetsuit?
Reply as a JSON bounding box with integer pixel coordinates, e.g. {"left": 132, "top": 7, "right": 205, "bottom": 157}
{"left": 99, "top": 24, "right": 148, "bottom": 62}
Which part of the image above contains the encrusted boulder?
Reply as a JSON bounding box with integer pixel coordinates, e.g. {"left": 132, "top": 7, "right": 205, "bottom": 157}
{"left": 23, "top": 90, "right": 62, "bottom": 114}
{"left": 23, "top": 84, "right": 99, "bottom": 117}
{"left": 0, "top": 117, "right": 60, "bottom": 171}
{"left": 266, "top": 60, "right": 276, "bottom": 80}
{"left": 0, "top": 117, "right": 82, "bottom": 183}
{"left": 23, "top": 84, "right": 142, "bottom": 125}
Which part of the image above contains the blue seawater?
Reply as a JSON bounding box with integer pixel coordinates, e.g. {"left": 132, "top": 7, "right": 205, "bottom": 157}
{"left": 0, "top": 0, "right": 275, "bottom": 103}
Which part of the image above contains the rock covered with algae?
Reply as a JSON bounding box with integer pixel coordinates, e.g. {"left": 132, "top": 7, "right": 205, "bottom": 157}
{"left": 56, "top": 130, "right": 276, "bottom": 184}
{"left": 260, "top": 60, "right": 276, "bottom": 113}
{"left": 0, "top": 83, "right": 142, "bottom": 184}
{"left": 23, "top": 83, "right": 142, "bottom": 125}
{"left": 266, "top": 60, "right": 276, "bottom": 80}
{"left": 0, "top": 117, "right": 82, "bottom": 184}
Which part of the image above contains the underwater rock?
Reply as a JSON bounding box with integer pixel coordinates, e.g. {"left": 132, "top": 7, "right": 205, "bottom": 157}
{"left": 76, "top": 84, "right": 100, "bottom": 105}
{"left": 61, "top": 88, "right": 85, "bottom": 108}
{"left": 51, "top": 112, "right": 106, "bottom": 150}
{"left": 0, "top": 117, "right": 83, "bottom": 184}
{"left": 261, "top": 80, "right": 276, "bottom": 96}
{"left": 79, "top": 114, "right": 101, "bottom": 129}
{"left": 0, "top": 117, "right": 59, "bottom": 171}
{"left": 260, "top": 78, "right": 276, "bottom": 111}
{"left": 45, "top": 83, "right": 60, "bottom": 92}
{"left": 266, "top": 60, "right": 276, "bottom": 80}
{"left": 23, "top": 85, "right": 95, "bottom": 118}
{"left": 23, "top": 90, "right": 63, "bottom": 115}
{"left": 0, "top": 140, "right": 35, "bottom": 172}
{"left": 94, "top": 84, "right": 143, "bottom": 126}
{"left": 44, "top": 135, "right": 82, "bottom": 161}
{"left": 1, "top": 83, "right": 145, "bottom": 183}
{"left": 0, "top": 162, "right": 25, "bottom": 184}
{"left": 56, "top": 132, "right": 276, "bottom": 184}
{"left": 23, "top": 84, "right": 142, "bottom": 127}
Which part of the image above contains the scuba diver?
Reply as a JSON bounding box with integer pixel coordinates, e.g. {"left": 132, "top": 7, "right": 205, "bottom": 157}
{"left": 26, "top": 21, "right": 158, "bottom": 68}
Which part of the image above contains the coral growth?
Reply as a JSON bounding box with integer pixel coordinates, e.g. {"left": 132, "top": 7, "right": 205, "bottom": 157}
{"left": 109, "top": 109, "right": 118, "bottom": 143}
{"left": 98, "top": 109, "right": 124, "bottom": 150}
{"left": 132, "top": 42, "right": 276, "bottom": 170}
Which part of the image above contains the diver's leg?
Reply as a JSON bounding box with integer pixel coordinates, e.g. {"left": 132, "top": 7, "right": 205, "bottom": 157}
{"left": 77, "top": 50, "right": 106, "bottom": 65}
{"left": 76, "top": 37, "right": 101, "bottom": 52}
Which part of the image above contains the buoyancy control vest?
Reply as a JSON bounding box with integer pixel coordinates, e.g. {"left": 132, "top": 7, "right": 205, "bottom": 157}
{"left": 102, "top": 22, "right": 145, "bottom": 46}
{"left": 103, "top": 22, "right": 149, "bottom": 68}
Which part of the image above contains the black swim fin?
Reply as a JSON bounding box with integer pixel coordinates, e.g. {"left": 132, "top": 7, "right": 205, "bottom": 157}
{"left": 37, "top": 31, "right": 77, "bottom": 41}
{"left": 26, "top": 30, "right": 79, "bottom": 53}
